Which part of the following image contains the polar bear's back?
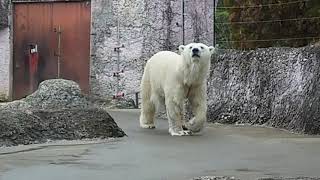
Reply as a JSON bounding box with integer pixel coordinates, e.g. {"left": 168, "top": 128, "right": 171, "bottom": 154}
{"left": 146, "top": 51, "right": 181, "bottom": 82}
{"left": 142, "top": 51, "right": 182, "bottom": 95}
{"left": 148, "top": 51, "right": 181, "bottom": 66}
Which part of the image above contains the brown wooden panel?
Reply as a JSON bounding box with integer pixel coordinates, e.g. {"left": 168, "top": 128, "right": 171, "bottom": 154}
{"left": 52, "top": 1, "right": 91, "bottom": 93}
{"left": 12, "top": 1, "right": 91, "bottom": 100}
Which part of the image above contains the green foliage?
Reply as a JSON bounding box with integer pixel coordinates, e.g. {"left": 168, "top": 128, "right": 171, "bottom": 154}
{"left": 215, "top": 0, "right": 320, "bottom": 49}
{"left": 215, "top": 10, "right": 232, "bottom": 48}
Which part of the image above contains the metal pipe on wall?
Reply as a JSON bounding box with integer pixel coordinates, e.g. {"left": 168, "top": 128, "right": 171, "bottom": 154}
{"left": 213, "top": 0, "right": 216, "bottom": 47}
{"left": 182, "top": 0, "right": 185, "bottom": 45}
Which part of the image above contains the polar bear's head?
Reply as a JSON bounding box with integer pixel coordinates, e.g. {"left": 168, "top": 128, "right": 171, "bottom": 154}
{"left": 179, "top": 43, "right": 215, "bottom": 63}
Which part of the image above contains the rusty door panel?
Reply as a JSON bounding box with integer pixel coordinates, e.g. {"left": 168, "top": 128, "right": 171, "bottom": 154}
{"left": 52, "top": 2, "right": 91, "bottom": 93}
{"left": 13, "top": 3, "right": 56, "bottom": 100}
{"left": 12, "top": 1, "right": 91, "bottom": 100}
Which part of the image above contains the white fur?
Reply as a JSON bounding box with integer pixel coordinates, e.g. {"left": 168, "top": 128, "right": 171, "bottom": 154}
{"left": 139, "top": 43, "right": 215, "bottom": 136}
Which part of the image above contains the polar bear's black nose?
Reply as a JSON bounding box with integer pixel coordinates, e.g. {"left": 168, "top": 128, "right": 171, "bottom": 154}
{"left": 192, "top": 48, "right": 200, "bottom": 53}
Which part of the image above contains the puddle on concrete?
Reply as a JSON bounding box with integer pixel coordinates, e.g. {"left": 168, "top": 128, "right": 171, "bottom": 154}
{"left": 0, "top": 138, "right": 122, "bottom": 155}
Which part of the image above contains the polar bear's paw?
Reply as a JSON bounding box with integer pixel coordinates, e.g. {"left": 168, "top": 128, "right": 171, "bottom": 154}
{"left": 184, "top": 117, "right": 204, "bottom": 133}
{"left": 140, "top": 123, "right": 156, "bottom": 129}
{"left": 169, "top": 128, "right": 192, "bottom": 136}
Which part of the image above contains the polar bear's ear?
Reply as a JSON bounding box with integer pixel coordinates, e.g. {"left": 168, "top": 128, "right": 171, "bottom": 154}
{"left": 179, "top": 45, "right": 185, "bottom": 53}
{"left": 209, "top": 46, "right": 215, "bottom": 54}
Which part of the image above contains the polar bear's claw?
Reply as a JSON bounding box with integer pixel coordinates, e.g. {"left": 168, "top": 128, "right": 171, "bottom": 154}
{"left": 140, "top": 124, "right": 156, "bottom": 129}
{"left": 169, "top": 129, "right": 192, "bottom": 136}
{"left": 182, "top": 125, "right": 189, "bottom": 130}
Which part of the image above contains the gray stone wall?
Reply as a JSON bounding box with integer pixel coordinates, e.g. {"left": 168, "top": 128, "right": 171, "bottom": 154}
{"left": 90, "top": 0, "right": 213, "bottom": 99}
{"left": 208, "top": 46, "right": 320, "bottom": 134}
{"left": 0, "top": 28, "right": 10, "bottom": 101}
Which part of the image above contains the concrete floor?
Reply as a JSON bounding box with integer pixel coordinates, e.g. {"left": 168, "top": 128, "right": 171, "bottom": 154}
{"left": 1, "top": 109, "right": 320, "bottom": 180}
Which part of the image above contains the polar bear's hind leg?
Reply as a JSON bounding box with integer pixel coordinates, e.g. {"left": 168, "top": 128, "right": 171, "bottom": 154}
{"left": 139, "top": 72, "right": 156, "bottom": 129}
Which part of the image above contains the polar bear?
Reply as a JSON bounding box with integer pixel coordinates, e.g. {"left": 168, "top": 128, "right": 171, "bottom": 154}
{"left": 139, "top": 43, "right": 215, "bottom": 136}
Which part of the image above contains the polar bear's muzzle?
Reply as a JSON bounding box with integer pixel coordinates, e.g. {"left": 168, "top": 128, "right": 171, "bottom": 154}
{"left": 192, "top": 48, "right": 201, "bottom": 58}
{"left": 192, "top": 53, "right": 200, "bottom": 58}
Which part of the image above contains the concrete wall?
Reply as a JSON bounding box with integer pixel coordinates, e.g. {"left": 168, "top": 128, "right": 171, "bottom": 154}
{"left": 90, "top": 0, "right": 214, "bottom": 99}
{"left": 0, "top": 28, "right": 10, "bottom": 101}
{"left": 0, "top": 0, "right": 9, "bottom": 101}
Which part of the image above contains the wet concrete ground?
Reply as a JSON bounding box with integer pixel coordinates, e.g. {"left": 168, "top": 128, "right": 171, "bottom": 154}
{"left": 1, "top": 109, "right": 320, "bottom": 180}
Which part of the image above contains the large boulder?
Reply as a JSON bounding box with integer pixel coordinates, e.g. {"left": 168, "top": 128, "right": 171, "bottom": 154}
{"left": 24, "top": 79, "right": 93, "bottom": 110}
{"left": 1, "top": 79, "right": 94, "bottom": 112}
{"left": 0, "top": 79, "right": 126, "bottom": 147}
{"left": 208, "top": 46, "right": 320, "bottom": 134}
{"left": 0, "top": 109, "right": 126, "bottom": 147}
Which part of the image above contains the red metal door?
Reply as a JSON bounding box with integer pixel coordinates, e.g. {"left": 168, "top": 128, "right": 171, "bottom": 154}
{"left": 12, "top": 1, "right": 91, "bottom": 100}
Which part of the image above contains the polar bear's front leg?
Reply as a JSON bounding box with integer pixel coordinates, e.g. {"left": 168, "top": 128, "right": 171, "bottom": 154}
{"left": 165, "top": 94, "right": 192, "bottom": 136}
{"left": 186, "top": 85, "right": 207, "bottom": 133}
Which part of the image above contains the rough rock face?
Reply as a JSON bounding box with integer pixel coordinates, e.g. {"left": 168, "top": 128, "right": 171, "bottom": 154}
{"left": 0, "top": 110, "right": 44, "bottom": 146}
{"left": 0, "top": 94, "right": 7, "bottom": 102}
{"left": 207, "top": 46, "right": 320, "bottom": 134}
{"left": 0, "top": 109, "right": 126, "bottom": 147}
{"left": 0, "top": 79, "right": 126, "bottom": 147}
{"left": 87, "top": 96, "right": 136, "bottom": 109}
{"left": 106, "top": 98, "right": 136, "bottom": 109}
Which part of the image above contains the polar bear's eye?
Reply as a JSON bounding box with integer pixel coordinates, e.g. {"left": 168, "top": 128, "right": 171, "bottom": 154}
{"left": 189, "top": 46, "right": 193, "bottom": 49}
{"left": 200, "top": 46, "right": 204, "bottom": 49}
